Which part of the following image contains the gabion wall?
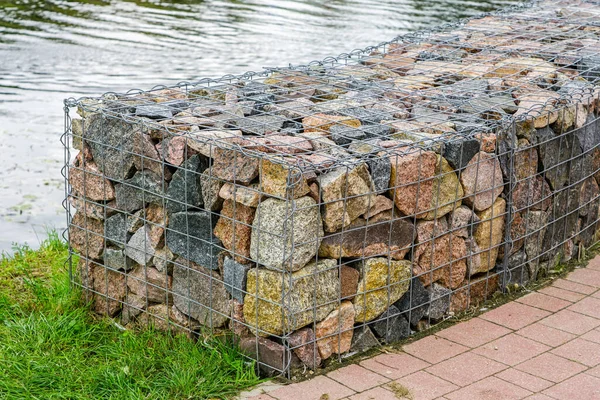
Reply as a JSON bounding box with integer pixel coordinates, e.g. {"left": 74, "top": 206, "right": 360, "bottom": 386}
{"left": 63, "top": 0, "right": 600, "bottom": 376}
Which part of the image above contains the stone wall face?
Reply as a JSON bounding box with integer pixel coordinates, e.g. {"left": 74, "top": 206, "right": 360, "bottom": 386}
{"left": 65, "top": 0, "right": 600, "bottom": 376}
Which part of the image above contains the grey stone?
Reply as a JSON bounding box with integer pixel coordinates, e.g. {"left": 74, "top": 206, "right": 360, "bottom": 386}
{"left": 121, "top": 293, "right": 146, "bottom": 325}
{"left": 166, "top": 211, "right": 220, "bottom": 270}
{"left": 395, "top": 278, "right": 430, "bottom": 326}
{"left": 115, "top": 171, "right": 166, "bottom": 213}
{"left": 172, "top": 259, "right": 230, "bottom": 328}
{"left": 104, "top": 248, "right": 134, "bottom": 271}
{"left": 85, "top": 114, "right": 138, "bottom": 181}
{"left": 330, "top": 125, "right": 366, "bottom": 146}
{"left": 229, "top": 115, "right": 286, "bottom": 135}
{"left": 442, "top": 139, "right": 480, "bottom": 170}
{"left": 105, "top": 213, "right": 128, "bottom": 248}
{"left": 542, "top": 186, "right": 580, "bottom": 261}
{"left": 199, "top": 168, "right": 224, "bottom": 212}
{"left": 360, "top": 124, "right": 393, "bottom": 138}
{"left": 367, "top": 158, "right": 391, "bottom": 193}
{"left": 426, "top": 283, "right": 451, "bottom": 320}
{"left": 153, "top": 246, "right": 175, "bottom": 275}
{"left": 125, "top": 227, "right": 155, "bottom": 266}
{"left": 250, "top": 196, "right": 323, "bottom": 272}
{"left": 370, "top": 305, "right": 410, "bottom": 344}
{"left": 166, "top": 155, "right": 207, "bottom": 213}
{"left": 350, "top": 326, "right": 381, "bottom": 352}
{"left": 499, "top": 251, "right": 530, "bottom": 290}
{"left": 338, "top": 107, "right": 393, "bottom": 124}
{"left": 135, "top": 104, "right": 173, "bottom": 120}
{"left": 223, "top": 257, "right": 250, "bottom": 303}
{"left": 126, "top": 209, "right": 145, "bottom": 233}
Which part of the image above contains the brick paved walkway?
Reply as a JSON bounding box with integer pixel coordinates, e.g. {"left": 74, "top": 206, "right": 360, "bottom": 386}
{"left": 241, "top": 257, "right": 600, "bottom": 400}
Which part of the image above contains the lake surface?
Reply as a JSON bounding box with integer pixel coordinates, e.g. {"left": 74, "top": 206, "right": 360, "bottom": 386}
{"left": 0, "top": 0, "right": 519, "bottom": 251}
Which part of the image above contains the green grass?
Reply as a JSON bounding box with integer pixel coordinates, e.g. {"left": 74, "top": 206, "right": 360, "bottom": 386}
{"left": 0, "top": 232, "right": 261, "bottom": 399}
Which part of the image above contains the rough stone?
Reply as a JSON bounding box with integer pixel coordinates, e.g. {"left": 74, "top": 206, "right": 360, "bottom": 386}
{"left": 121, "top": 293, "right": 146, "bottom": 325}
{"left": 69, "top": 195, "right": 116, "bottom": 221}
{"left": 542, "top": 186, "right": 581, "bottom": 261}
{"left": 199, "top": 167, "right": 225, "bottom": 211}
{"left": 132, "top": 131, "right": 169, "bottom": 179}
{"left": 350, "top": 326, "right": 381, "bottom": 352}
{"left": 69, "top": 153, "right": 115, "bottom": 201}
{"left": 413, "top": 218, "right": 468, "bottom": 289}
{"left": 243, "top": 259, "right": 340, "bottom": 336}
{"left": 442, "top": 138, "right": 480, "bottom": 170}
{"left": 115, "top": 171, "right": 166, "bottom": 213}
{"left": 340, "top": 265, "right": 359, "bottom": 300}
{"left": 185, "top": 130, "right": 242, "bottom": 158}
{"left": 460, "top": 151, "right": 504, "bottom": 211}
{"left": 91, "top": 264, "right": 126, "bottom": 317}
{"left": 153, "top": 246, "right": 174, "bottom": 274}
{"left": 214, "top": 200, "right": 255, "bottom": 263}
{"left": 315, "top": 301, "right": 355, "bottom": 360}
{"left": 70, "top": 212, "right": 104, "bottom": 260}
{"left": 172, "top": 257, "right": 230, "bottom": 328}
{"left": 166, "top": 155, "right": 206, "bottom": 213}
{"left": 370, "top": 305, "right": 410, "bottom": 344}
{"left": 450, "top": 205, "right": 480, "bottom": 238}
{"left": 421, "top": 155, "right": 463, "bottom": 220}
{"left": 302, "top": 113, "right": 361, "bottom": 135}
{"left": 159, "top": 136, "right": 189, "bottom": 166}
{"left": 219, "top": 182, "right": 261, "bottom": 207}
{"left": 167, "top": 211, "right": 220, "bottom": 270}
{"left": 450, "top": 274, "right": 499, "bottom": 314}
{"left": 367, "top": 158, "right": 391, "bottom": 194}
{"left": 318, "top": 163, "right": 376, "bottom": 232}
{"left": 395, "top": 277, "right": 430, "bottom": 326}
{"left": 363, "top": 195, "right": 394, "bottom": 219}
{"left": 239, "top": 336, "right": 291, "bottom": 376}
{"left": 288, "top": 328, "right": 321, "bottom": 369}
{"left": 353, "top": 257, "right": 412, "bottom": 323}
{"left": 499, "top": 251, "right": 530, "bottom": 290}
{"left": 330, "top": 124, "right": 367, "bottom": 145}
{"left": 318, "top": 217, "right": 414, "bottom": 260}
{"left": 127, "top": 266, "right": 172, "bottom": 304}
{"left": 230, "top": 300, "right": 250, "bottom": 337}
{"left": 249, "top": 196, "right": 323, "bottom": 272}
{"left": 523, "top": 211, "right": 550, "bottom": 276}
{"left": 105, "top": 213, "right": 128, "bottom": 248}
{"left": 513, "top": 139, "right": 538, "bottom": 181}
{"left": 125, "top": 226, "right": 155, "bottom": 266}
{"left": 223, "top": 257, "right": 251, "bottom": 303}
{"left": 389, "top": 149, "right": 438, "bottom": 218}
{"left": 426, "top": 283, "right": 452, "bottom": 320}
{"left": 513, "top": 176, "right": 552, "bottom": 212}
{"left": 85, "top": 114, "right": 138, "bottom": 180}
{"left": 473, "top": 197, "right": 506, "bottom": 274}
{"left": 104, "top": 248, "right": 133, "bottom": 271}
{"left": 259, "top": 159, "right": 310, "bottom": 199}
{"left": 211, "top": 141, "right": 259, "bottom": 185}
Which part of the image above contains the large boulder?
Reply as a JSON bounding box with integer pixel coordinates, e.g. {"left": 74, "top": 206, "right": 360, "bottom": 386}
{"left": 243, "top": 259, "right": 340, "bottom": 336}
{"left": 249, "top": 196, "right": 323, "bottom": 272}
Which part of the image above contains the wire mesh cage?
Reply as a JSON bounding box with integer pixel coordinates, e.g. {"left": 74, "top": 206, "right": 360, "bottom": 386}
{"left": 62, "top": 0, "right": 600, "bottom": 377}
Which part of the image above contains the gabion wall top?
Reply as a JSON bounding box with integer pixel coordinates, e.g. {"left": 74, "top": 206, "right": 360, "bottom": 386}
{"left": 69, "top": 0, "right": 600, "bottom": 174}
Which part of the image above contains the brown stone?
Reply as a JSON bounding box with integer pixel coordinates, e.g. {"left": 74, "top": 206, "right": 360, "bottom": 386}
{"left": 514, "top": 139, "right": 538, "bottom": 180}
{"left": 473, "top": 197, "right": 506, "bottom": 275}
{"left": 145, "top": 204, "right": 168, "bottom": 249}
{"left": 212, "top": 140, "right": 259, "bottom": 184}
{"left": 318, "top": 217, "right": 414, "bottom": 260}
{"left": 219, "top": 182, "right": 262, "bottom": 207}
{"left": 69, "top": 152, "right": 115, "bottom": 201}
{"left": 239, "top": 336, "right": 291, "bottom": 376}
{"left": 69, "top": 195, "right": 116, "bottom": 221}
{"left": 133, "top": 131, "right": 169, "bottom": 179}
{"left": 158, "top": 136, "right": 188, "bottom": 167}
{"left": 413, "top": 218, "right": 468, "bottom": 289}
{"left": 476, "top": 133, "right": 497, "bottom": 153}
{"left": 302, "top": 113, "right": 361, "bottom": 135}
{"left": 186, "top": 130, "right": 242, "bottom": 158}
{"left": 450, "top": 274, "right": 499, "bottom": 314}
{"left": 288, "top": 327, "right": 321, "bottom": 369}
{"left": 449, "top": 206, "right": 479, "bottom": 238}
{"left": 315, "top": 301, "right": 355, "bottom": 360}
{"left": 340, "top": 265, "right": 359, "bottom": 300}
{"left": 421, "top": 155, "right": 463, "bottom": 221}
{"left": 318, "top": 163, "right": 376, "bottom": 232}
{"left": 363, "top": 195, "right": 394, "bottom": 219}
{"left": 460, "top": 151, "right": 504, "bottom": 212}
{"left": 513, "top": 90, "right": 560, "bottom": 128}
{"left": 214, "top": 200, "right": 256, "bottom": 263}
{"left": 91, "top": 264, "right": 126, "bottom": 317}
{"left": 230, "top": 299, "right": 250, "bottom": 337}
{"left": 127, "top": 266, "right": 172, "bottom": 304}
{"left": 308, "top": 182, "right": 320, "bottom": 203}
{"left": 389, "top": 149, "right": 437, "bottom": 218}
{"left": 512, "top": 176, "right": 552, "bottom": 212}
{"left": 70, "top": 211, "right": 105, "bottom": 260}
{"left": 260, "top": 159, "right": 310, "bottom": 199}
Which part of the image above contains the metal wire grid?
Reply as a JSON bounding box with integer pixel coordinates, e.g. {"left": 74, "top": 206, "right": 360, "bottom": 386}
{"left": 61, "top": 0, "right": 600, "bottom": 377}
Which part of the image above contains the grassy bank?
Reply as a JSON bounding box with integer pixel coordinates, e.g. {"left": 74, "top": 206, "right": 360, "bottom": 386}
{"left": 0, "top": 232, "right": 261, "bottom": 399}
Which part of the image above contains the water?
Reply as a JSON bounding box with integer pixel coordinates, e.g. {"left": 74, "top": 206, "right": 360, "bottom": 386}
{"left": 0, "top": 0, "right": 519, "bottom": 251}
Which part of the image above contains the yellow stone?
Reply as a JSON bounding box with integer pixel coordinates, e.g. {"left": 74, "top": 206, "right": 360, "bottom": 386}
{"left": 421, "top": 155, "right": 463, "bottom": 220}
{"left": 474, "top": 197, "right": 506, "bottom": 274}
{"left": 353, "top": 257, "right": 412, "bottom": 323}
{"left": 260, "top": 158, "right": 310, "bottom": 199}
